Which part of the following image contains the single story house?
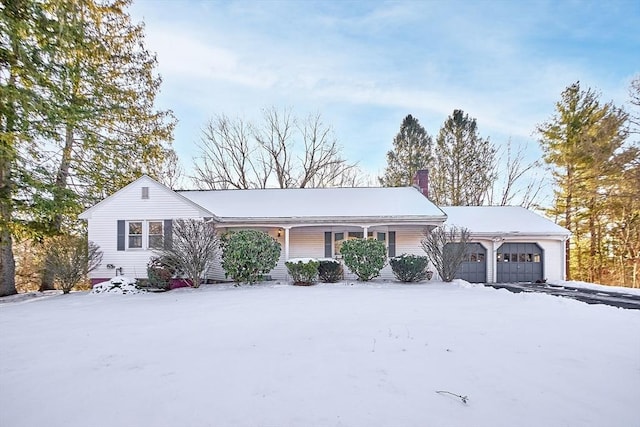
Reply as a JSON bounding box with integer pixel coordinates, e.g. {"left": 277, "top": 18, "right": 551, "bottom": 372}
{"left": 78, "top": 171, "right": 570, "bottom": 284}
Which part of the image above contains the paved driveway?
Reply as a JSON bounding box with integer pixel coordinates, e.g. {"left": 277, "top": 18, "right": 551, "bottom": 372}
{"left": 485, "top": 282, "right": 640, "bottom": 310}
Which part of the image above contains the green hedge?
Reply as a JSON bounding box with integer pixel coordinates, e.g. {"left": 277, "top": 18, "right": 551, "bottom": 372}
{"left": 390, "top": 254, "right": 432, "bottom": 282}
{"left": 318, "top": 259, "right": 343, "bottom": 283}
{"left": 340, "top": 238, "right": 387, "bottom": 281}
{"left": 285, "top": 259, "right": 320, "bottom": 286}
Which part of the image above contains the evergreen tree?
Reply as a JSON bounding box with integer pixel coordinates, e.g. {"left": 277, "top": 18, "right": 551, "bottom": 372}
{"left": 430, "top": 110, "right": 496, "bottom": 206}
{"left": 35, "top": 0, "right": 175, "bottom": 290}
{"left": 1, "top": 0, "right": 175, "bottom": 293}
{"left": 379, "top": 114, "right": 433, "bottom": 187}
{"left": 0, "top": 0, "right": 56, "bottom": 296}
{"left": 537, "top": 82, "right": 630, "bottom": 282}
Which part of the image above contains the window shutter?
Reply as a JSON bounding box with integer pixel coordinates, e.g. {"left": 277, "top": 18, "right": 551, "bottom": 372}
{"left": 324, "top": 232, "right": 332, "bottom": 258}
{"left": 164, "top": 220, "right": 173, "bottom": 249}
{"left": 388, "top": 231, "right": 396, "bottom": 257}
{"left": 117, "top": 220, "right": 125, "bottom": 251}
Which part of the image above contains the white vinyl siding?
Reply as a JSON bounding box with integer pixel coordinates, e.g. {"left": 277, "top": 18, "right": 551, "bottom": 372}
{"left": 87, "top": 178, "right": 206, "bottom": 280}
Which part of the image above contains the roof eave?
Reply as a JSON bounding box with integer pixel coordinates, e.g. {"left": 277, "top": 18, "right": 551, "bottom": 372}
{"left": 218, "top": 215, "right": 448, "bottom": 225}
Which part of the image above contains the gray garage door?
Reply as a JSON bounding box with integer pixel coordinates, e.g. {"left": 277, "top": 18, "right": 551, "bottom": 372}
{"left": 454, "top": 243, "right": 487, "bottom": 283}
{"left": 496, "top": 243, "right": 543, "bottom": 283}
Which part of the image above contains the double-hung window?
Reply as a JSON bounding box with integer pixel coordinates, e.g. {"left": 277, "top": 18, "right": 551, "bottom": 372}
{"left": 324, "top": 230, "right": 395, "bottom": 257}
{"left": 128, "top": 221, "right": 143, "bottom": 249}
{"left": 148, "top": 221, "right": 164, "bottom": 249}
{"left": 122, "top": 220, "right": 165, "bottom": 250}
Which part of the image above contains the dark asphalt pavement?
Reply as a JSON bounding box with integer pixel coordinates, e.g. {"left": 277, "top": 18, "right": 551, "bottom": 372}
{"left": 485, "top": 282, "right": 640, "bottom": 310}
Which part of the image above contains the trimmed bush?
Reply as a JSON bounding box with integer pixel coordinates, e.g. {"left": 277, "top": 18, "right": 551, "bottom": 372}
{"left": 220, "top": 230, "right": 281, "bottom": 284}
{"left": 318, "top": 259, "right": 343, "bottom": 283}
{"left": 146, "top": 256, "right": 177, "bottom": 290}
{"left": 285, "top": 259, "right": 320, "bottom": 286}
{"left": 45, "top": 235, "right": 103, "bottom": 294}
{"left": 340, "top": 238, "right": 387, "bottom": 281}
{"left": 390, "top": 254, "right": 432, "bottom": 282}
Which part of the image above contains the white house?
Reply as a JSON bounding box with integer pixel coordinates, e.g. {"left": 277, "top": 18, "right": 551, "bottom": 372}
{"left": 78, "top": 171, "right": 570, "bottom": 285}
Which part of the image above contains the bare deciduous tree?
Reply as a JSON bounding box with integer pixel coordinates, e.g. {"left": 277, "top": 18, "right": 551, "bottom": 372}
{"left": 421, "top": 226, "right": 471, "bottom": 282}
{"left": 155, "top": 219, "right": 218, "bottom": 288}
{"left": 488, "top": 140, "right": 545, "bottom": 208}
{"left": 155, "top": 149, "right": 184, "bottom": 190}
{"left": 194, "top": 107, "right": 360, "bottom": 189}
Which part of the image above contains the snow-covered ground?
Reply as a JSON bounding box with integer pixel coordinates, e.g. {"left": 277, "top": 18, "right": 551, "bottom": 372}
{"left": 1, "top": 281, "right": 638, "bottom": 427}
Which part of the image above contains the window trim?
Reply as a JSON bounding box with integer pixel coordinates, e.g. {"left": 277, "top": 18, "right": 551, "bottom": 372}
{"left": 325, "top": 229, "right": 394, "bottom": 258}
{"left": 125, "top": 220, "right": 164, "bottom": 250}
{"left": 127, "top": 221, "right": 143, "bottom": 249}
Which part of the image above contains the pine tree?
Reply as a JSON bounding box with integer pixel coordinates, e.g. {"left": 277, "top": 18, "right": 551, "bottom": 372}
{"left": 36, "top": 0, "right": 176, "bottom": 290}
{"left": 0, "top": 0, "right": 55, "bottom": 296}
{"left": 537, "top": 82, "right": 630, "bottom": 282}
{"left": 1, "top": 0, "right": 175, "bottom": 293}
{"left": 379, "top": 114, "right": 433, "bottom": 187}
{"left": 430, "top": 110, "right": 496, "bottom": 206}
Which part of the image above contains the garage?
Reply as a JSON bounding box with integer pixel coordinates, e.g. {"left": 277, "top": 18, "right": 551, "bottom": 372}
{"left": 454, "top": 242, "right": 487, "bottom": 283}
{"left": 497, "top": 242, "right": 543, "bottom": 283}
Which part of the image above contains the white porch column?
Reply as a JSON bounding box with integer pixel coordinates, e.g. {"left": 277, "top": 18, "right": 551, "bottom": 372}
{"left": 491, "top": 238, "right": 500, "bottom": 283}
{"left": 284, "top": 227, "right": 290, "bottom": 261}
{"left": 363, "top": 226, "right": 368, "bottom": 237}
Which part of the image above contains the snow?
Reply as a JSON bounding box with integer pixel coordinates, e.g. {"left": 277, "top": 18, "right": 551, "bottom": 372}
{"left": 1, "top": 281, "right": 638, "bottom": 427}
{"left": 179, "top": 186, "right": 446, "bottom": 219}
{"left": 552, "top": 279, "right": 640, "bottom": 296}
{"left": 441, "top": 206, "right": 570, "bottom": 236}
{"left": 90, "top": 276, "right": 145, "bottom": 294}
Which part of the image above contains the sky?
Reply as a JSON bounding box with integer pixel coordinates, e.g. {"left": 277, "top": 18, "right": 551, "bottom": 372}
{"left": 128, "top": 0, "right": 640, "bottom": 191}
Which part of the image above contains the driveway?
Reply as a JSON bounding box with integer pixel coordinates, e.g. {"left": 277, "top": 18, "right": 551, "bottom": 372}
{"left": 485, "top": 282, "right": 640, "bottom": 310}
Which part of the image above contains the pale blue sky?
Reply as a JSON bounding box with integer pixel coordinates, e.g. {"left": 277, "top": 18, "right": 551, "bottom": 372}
{"left": 130, "top": 0, "right": 640, "bottom": 191}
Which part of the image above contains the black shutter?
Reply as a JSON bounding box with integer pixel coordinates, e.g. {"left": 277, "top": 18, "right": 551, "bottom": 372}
{"left": 324, "top": 232, "right": 332, "bottom": 258}
{"left": 164, "top": 219, "right": 173, "bottom": 249}
{"left": 117, "top": 220, "right": 125, "bottom": 251}
{"left": 388, "top": 231, "right": 396, "bottom": 257}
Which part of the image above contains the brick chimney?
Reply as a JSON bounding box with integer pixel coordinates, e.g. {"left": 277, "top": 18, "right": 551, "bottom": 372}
{"left": 412, "top": 169, "right": 429, "bottom": 198}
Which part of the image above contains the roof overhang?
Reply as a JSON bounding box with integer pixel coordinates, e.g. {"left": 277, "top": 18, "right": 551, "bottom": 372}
{"left": 216, "top": 215, "right": 448, "bottom": 227}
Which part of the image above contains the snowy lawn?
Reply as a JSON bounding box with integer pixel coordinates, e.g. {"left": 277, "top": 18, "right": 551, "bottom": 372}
{"left": 1, "top": 281, "right": 639, "bottom": 427}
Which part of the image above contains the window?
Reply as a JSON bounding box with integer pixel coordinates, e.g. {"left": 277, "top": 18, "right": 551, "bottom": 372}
{"left": 148, "top": 221, "right": 164, "bottom": 249}
{"left": 128, "top": 222, "right": 143, "bottom": 248}
{"left": 141, "top": 186, "right": 149, "bottom": 199}
{"left": 325, "top": 230, "right": 394, "bottom": 257}
{"left": 334, "top": 232, "right": 345, "bottom": 256}
{"left": 121, "top": 220, "right": 167, "bottom": 250}
{"left": 388, "top": 231, "right": 396, "bottom": 257}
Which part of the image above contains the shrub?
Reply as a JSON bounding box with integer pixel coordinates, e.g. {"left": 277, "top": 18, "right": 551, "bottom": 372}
{"left": 318, "top": 259, "right": 343, "bottom": 283}
{"left": 285, "top": 259, "right": 319, "bottom": 286}
{"left": 146, "top": 256, "right": 177, "bottom": 290}
{"left": 390, "top": 254, "right": 432, "bottom": 282}
{"left": 154, "top": 219, "right": 219, "bottom": 288}
{"left": 421, "top": 225, "right": 471, "bottom": 282}
{"left": 220, "top": 230, "right": 281, "bottom": 284}
{"left": 45, "top": 235, "right": 103, "bottom": 294}
{"left": 340, "top": 238, "right": 387, "bottom": 281}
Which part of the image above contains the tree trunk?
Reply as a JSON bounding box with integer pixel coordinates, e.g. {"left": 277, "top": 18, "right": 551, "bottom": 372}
{"left": 0, "top": 68, "right": 18, "bottom": 297}
{"left": 564, "top": 169, "right": 572, "bottom": 281}
{"left": 0, "top": 145, "right": 17, "bottom": 296}
{"left": 39, "top": 125, "right": 75, "bottom": 291}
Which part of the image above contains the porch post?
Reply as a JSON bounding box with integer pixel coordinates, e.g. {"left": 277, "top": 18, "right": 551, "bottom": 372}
{"left": 284, "top": 227, "right": 290, "bottom": 260}
{"left": 363, "top": 226, "right": 368, "bottom": 237}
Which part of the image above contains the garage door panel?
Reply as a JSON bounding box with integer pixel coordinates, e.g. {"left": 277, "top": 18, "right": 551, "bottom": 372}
{"left": 452, "top": 243, "right": 487, "bottom": 283}
{"left": 497, "top": 242, "right": 543, "bottom": 283}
